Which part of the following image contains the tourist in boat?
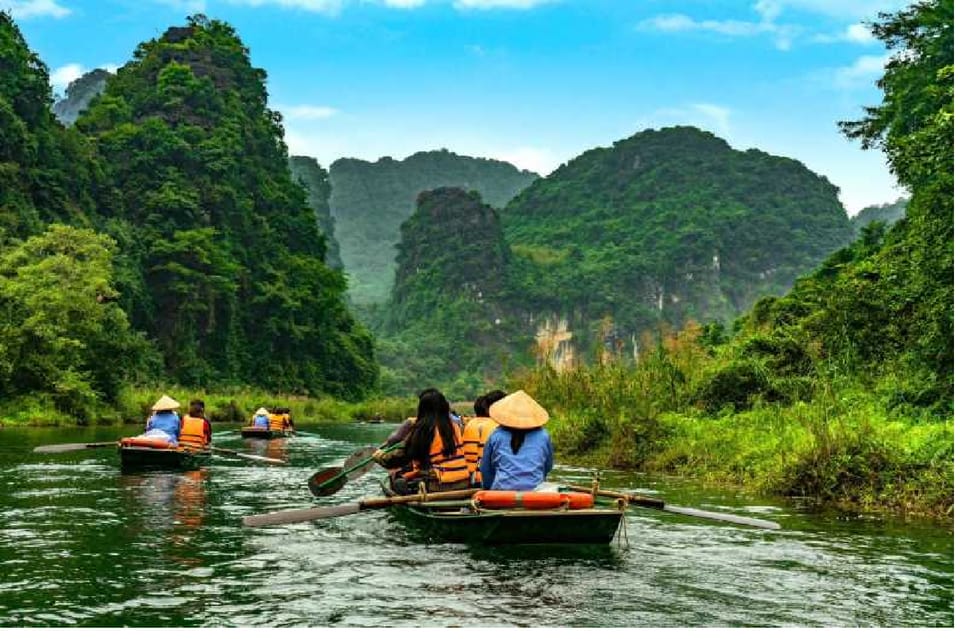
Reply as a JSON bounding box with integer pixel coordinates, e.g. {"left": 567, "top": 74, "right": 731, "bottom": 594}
{"left": 179, "top": 399, "right": 212, "bottom": 450}
{"left": 143, "top": 394, "right": 181, "bottom": 444}
{"left": 479, "top": 390, "right": 554, "bottom": 491}
{"left": 251, "top": 407, "right": 270, "bottom": 429}
{"left": 463, "top": 389, "right": 506, "bottom": 487}
{"left": 372, "top": 388, "right": 470, "bottom": 494}
{"left": 268, "top": 408, "right": 286, "bottom": 432}
{"left": 280, "top": 407, "right": 295, "bottom": 433}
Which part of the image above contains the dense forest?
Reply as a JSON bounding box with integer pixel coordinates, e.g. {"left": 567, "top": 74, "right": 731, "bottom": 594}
{"left": 52, "top": 68, "right": 111, "bottom": 126}
{"left": 851, "top": 197, "right": 908, "bottom": 231}
{"left": 289, "top": 155, "right": 342, "bottom": 269}
{"left": 328, "top": 150, "right": 538, "bottom": 306}
{"left": 1, "top": 13, "right": 377, "bottom": 423}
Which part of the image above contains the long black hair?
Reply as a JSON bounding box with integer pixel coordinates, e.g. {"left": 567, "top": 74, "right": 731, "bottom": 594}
{"left": 503, "top": 426, "right": 529, "bottom": 455}
{"left": 406, "top": 388, "right": 458, "bottom": 466}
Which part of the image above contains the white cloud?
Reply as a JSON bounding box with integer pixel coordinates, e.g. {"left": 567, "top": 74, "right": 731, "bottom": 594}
{"left": 835, "top": 54, "right": 888, "bottom": 88}
{"left": 639, "top": 103, "right": 734, "bottom": 139}
{"left": 454, "top": 0, "right": 554, "bottom": 10}
{"left": 49, "top": 63, "right": 85, "bottom": 92}
{"left": 638, "top": 4, "right": 798, "bottom": 50}
{"left": 279, "top": 104, "right": 339, "bottom": 120}
{"left": 812, "top": 22, "right": 876, "bottom": 44}
{"left": 1, "top": 0, "right": 70, "bottom": 19}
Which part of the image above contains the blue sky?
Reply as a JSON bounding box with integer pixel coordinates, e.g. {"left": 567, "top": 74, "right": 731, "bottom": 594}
{"left": 5, "top": 0, "right": 910, "bottom": 214}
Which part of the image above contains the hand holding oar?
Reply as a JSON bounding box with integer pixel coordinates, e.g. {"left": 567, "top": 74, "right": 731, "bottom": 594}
{"left": 243, "top": 488, "right": 479, "bottom": 527}
{"left": 307, "top": 441, "right": 402, "bottom": 497}
{"left": 33, "top": 441, "right": 117, "bottom": 453}
{"left": 210, "top": 446, "right": 286, "bottom": 466}
{"left": 566, "top": 484, "right": 780, "bottom": 530}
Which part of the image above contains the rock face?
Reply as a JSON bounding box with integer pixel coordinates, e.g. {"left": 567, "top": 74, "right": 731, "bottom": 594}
{"left": 288, "top": 155, "right": 342, "bottom": 269}
{"left": 53, "top": 68, "right": 111, "bottom": 125}
{"left": 328, "top": 149, "right": 538, "bottom": 306}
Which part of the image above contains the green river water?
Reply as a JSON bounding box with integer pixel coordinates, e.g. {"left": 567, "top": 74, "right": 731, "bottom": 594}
{"left": 0, "top": 423, "right": 952, "bottom": 627}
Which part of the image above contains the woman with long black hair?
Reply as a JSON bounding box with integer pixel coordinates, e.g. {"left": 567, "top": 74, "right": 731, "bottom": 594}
{"left": 373, "top": 388, "right": 470, "bottom": 494}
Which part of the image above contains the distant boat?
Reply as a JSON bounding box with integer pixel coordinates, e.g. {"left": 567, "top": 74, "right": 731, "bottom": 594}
{"left": 240, "top": 426, "right": 291, "bottom": 439}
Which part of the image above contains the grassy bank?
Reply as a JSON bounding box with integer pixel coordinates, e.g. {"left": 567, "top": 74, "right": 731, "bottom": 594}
{"left": 520, "top": 360, "right": 953, "bottom": 522}
{"left": 0, "top": 387, "right": 417, "bottom": 428}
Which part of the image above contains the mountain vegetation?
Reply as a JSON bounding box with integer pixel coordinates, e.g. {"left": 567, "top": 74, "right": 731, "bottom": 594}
{"left": 851, "top": 197, "right": 908, "bottom": 231}
{"left": 289, "top": 155, "right": 342, "bottom": 269}
{"left": 328, "top": 150, "right": 538, "bottom": 306}
{"left": 1, "top": 12, "right": 377, "bottom": 423}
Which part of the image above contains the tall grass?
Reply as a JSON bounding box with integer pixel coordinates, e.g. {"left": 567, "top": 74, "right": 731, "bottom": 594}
{"left": 515, "top": 322, "right": 954, "bottom": 520}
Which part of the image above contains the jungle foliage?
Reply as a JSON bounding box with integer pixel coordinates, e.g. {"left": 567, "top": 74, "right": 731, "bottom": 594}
{"left": 328, "top": 150, "right": 538, "bottom": 306}
{"left": 0, "top": 13, "right": 377, "bottom": 420}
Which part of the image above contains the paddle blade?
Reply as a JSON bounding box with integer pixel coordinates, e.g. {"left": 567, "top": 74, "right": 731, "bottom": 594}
{"left": 343, "top": 446, "right": 379, "bottom": 480}
{"left": 243, "top": 503, "right": 361, "bottom": 527}
{"left": 33, "top": 442, "right": 116, "bottom": 453}
{"left": 308, "top": 467, "right": 348, "bottom": 497}
{"left": 663, "top": 505, "right": 781, "bottom": 530}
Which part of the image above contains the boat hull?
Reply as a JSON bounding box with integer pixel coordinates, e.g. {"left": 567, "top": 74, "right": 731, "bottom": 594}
{"left": 383, "top": 483, "right": 623, "bottom": 544}
{"left": 118, "top": 446, "right": 210, "bottom": 470}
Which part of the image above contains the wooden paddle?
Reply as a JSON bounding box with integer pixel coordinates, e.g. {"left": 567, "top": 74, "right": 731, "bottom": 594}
{"left": 566, "top": 484, "right": 781, "bottom": 530}
{"left": 243, "top": 488, "right": 480, "bottom": 527}
{"left": 33, "top": 441, "right": 117, "bottom": 453}
{"left": 307, "top": 441, "right": 403, "bottom": 497}
{"left": 210, "top": 446, "right": 286, "bottom": 466}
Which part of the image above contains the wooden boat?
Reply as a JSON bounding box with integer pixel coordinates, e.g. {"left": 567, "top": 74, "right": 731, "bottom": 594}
{"left": 118, "top": 444, "right": 211, "bottom": 470}
{"left": 381, "top": 481, "right": 624, "bottom": 545}
{"left": 240, "top": 427, "right": 291, "bottom": 439}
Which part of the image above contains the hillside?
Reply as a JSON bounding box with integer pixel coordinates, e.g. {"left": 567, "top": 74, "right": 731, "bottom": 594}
{"left": 500, "top": 126, "right": 854, "bottom": 358}
{"left": 74, "top": 16, "right": 377, "bottom": 398}
{"left": 288, "top": 155, "right": 342, "bottom": 269}
{"left": 328, "top": 149, "right": 538, "bottom": 306}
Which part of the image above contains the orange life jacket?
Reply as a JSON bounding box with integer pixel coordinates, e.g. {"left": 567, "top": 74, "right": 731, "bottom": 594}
{"left": 462, "top": 416, "right": 498, "bottom": 485}
{"left": 401, "top": 423, "right": 469, "bottom": 485}
{"left": 179, "top": 415, "right": 208, "bottom": 449}
{"left": 268, "top": 413, "right": 285, "bottom": 431}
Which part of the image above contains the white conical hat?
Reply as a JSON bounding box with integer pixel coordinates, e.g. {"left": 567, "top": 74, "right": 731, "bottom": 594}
{"left": 152, "top": 394, "right": 180, "bottom": 411}
{"left": 255, "top": 407, "right": 269, "bottom": 416}
{"left": 489, "top": 390, "right": 549, "bottom": 429}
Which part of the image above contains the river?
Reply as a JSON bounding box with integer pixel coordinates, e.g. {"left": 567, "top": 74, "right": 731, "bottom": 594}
{"left": 0, "top": 423, "right": 952, "bottom": 627}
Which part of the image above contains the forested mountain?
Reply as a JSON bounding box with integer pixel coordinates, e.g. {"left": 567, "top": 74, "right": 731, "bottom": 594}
{"left": 289, "top": 155, "right": 342, "bottom": 269}
{"left": 852, "top": 197, "right": 908, "bottom": 231}
{"left": 378, "top": 187, "right": 524, "bottom": 395}
{"left": 500, "top": 126, "right": 854, "bottom": 357}
{"left": 70, "top": 16, "right": 376, "bottom": 397}
{"left": 53, "top": 68, "right": 111, "bottom": 125}
{"left": 328, "top": 150, "right": 538, "bottom": 305}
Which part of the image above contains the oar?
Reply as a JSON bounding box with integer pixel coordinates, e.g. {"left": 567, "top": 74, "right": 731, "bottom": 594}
{"left": 210, "top": 446, "right": 286, "bottom": 466}
{"left": 566, "top": 485, "right": 781, "bottom": 530}
{"left": 243, "top": 488, "right": 479, "bottom": 527}
{"left": 307, "top": 441, "right": 403, "bottom": 497}
{"left": 33, "top": 441, "right": 117, "bottom": 453}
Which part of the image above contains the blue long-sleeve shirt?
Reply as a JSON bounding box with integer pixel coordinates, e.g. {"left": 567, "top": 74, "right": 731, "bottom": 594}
{"left": 479, "top": 427, "right": 553, "bottom": 491}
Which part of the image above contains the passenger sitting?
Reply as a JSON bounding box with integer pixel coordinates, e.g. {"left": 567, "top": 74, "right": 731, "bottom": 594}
{"left": 251, "top": 407, "right": 270, "bottom": 429}
{"left": 372, "top": 388, "right": 470, "bottom": 495}
{"left": 144, "top": 394, "right": 181, "bottom": 444}
{"left": 479, "top": 390, "right": 554, "bottom": 491}
{"left": 268, "top": 408, "right": 286, "bottom": 432}
{"left": 180, "top": 399, "right": 212, "bottom": 450}
{"left": 463, "top": 389, "right": 506, "bottom": 487}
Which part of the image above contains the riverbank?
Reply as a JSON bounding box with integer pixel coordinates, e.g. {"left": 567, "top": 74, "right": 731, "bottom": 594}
{"left": 0, "top": 387, "right": 417, "bottom": 428}
{"left": 533, "top": 373, "right": 953, "bottom": 522}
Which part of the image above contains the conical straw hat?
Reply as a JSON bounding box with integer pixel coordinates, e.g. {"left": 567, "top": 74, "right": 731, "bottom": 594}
{"left": 489, "top": 390, "right": 549, "bottom": 429}
{"left": 152, "top": 394, "right": 180, "bottom": 411}
{"left": 255, "top": 407, "right": 269, "bottom": 416}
